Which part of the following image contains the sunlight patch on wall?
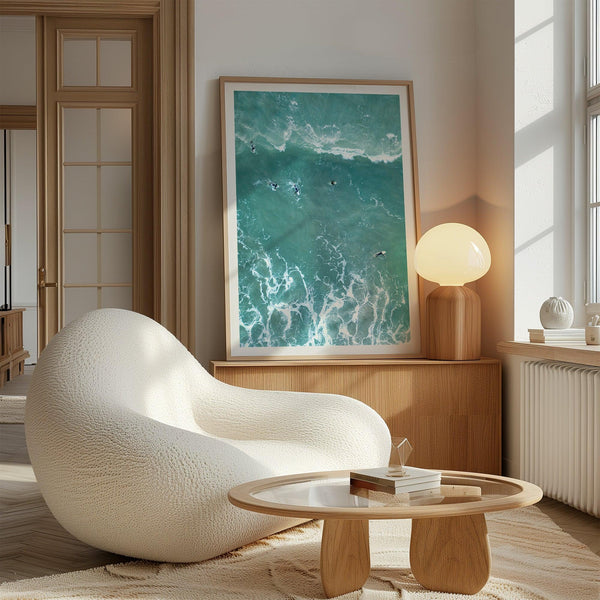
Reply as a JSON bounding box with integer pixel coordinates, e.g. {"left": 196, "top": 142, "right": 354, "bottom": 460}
{"left": 514, "top": 146, "right": 555, "bottom": 337}
{"left": 515, "top": 0, "right": 553, "bottom": 38}
{"left": 515, "top": 232, "right": 554, "bottom": 337}
{"left": 515, "top": 21, "right": 554, "bottom": 132}
{"left": 514, "top": 147, "right": 554, "bottom": 248}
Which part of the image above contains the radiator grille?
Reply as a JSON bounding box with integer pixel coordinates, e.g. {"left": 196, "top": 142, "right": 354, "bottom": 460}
{"left": 521, "top": 361, "right": 599, "bottom": 517}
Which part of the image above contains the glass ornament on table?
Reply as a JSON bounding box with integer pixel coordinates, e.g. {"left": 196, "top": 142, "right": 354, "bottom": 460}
{"left": 387, "top": 437, "right": 414, "bottom": 477}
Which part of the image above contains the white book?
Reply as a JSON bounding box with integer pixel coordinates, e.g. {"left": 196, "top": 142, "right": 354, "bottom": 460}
{"left": 528, "top": 328, "right": 585, "bottom": 337}
{"left": 350, "top": 466, "right": 441, "bottom": 490}
{"left": 351, "top": 478, "right": 441, "bottom": 494}
{"left": 528, "top": 328, "right": 585, "bottom": 343}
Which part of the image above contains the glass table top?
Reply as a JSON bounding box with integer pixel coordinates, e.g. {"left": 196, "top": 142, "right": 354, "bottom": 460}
{"left": 249, "top": 473, "right": 521, "bottom": 510}
{"left": 229, "top": 470, "right": 543, "bottom": 519}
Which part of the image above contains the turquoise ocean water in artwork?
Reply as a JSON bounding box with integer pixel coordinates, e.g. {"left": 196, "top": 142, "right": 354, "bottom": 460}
{"left": 233, "top": 90, "right": 410, "bottom": 348}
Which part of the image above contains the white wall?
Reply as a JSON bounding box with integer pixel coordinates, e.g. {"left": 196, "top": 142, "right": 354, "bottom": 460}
{"left": 514, "top": 0, "right": 586, "bottom": 339}
{"left": 195, "top": 0, "right": 480, "bottom": 367}
{"left": 475, "top": 1, "right": 515, "bottom": 359}
{"left": 0, "top": 16, "right": 36, "bottom": 105}
{"left": 468, "top": 0, "right": 588, "bottom": 478}
{"left": 502, "top": 0, "right": 586, "bottom": 477}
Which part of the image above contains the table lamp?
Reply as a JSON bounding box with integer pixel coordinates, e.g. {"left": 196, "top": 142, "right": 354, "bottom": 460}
{"left": 414, "top": 223, "right": 491, "bottom": 360}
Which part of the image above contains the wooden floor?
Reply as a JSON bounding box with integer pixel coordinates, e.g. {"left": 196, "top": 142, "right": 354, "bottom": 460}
{"left": 0, "top": 365, "right": 33, "bottom": 424}
{"left": 1, "top": 420, "right": 598, "bottom": 584}
{"left": 0, "top": 365, "right": 33, "bottom": 398}
{"left": 536, "top": 495, "right": 600, "bottom": 555}
{"left": 1, "top": 425, "right": 128, "bottom": 583}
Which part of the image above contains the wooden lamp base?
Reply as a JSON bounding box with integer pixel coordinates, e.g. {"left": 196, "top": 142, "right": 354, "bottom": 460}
{"left": 426, "top": 286, "right": 481, "bottom": 360}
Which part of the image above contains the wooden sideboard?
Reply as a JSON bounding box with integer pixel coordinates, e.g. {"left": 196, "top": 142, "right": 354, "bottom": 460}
{"left": 211, "top": 358, "right": 501, "bottom": 475}
{"left": 0, "top": 308, "right": 29, "bottom": 387}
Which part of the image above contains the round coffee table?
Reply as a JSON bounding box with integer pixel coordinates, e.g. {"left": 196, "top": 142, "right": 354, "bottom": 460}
{"left": 229, "top": 469, "right": 543, "bottom": 597}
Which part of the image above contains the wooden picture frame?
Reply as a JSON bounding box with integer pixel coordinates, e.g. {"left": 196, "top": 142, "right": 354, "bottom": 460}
{"left": 220, "top": 77, "right": 422, "bottom": 360}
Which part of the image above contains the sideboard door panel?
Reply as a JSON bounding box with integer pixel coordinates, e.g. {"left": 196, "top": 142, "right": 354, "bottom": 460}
{"left": 211, "top": 359, "right": 501, "bottom": 474}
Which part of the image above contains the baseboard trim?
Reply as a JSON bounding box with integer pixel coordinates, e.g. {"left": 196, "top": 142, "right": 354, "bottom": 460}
{"left": 0, "top": 396, "right": 26, "bottom": 423}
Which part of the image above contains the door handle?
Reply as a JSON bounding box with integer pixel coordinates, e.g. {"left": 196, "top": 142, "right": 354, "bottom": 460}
{"left": 38, "top": 267, "right": 57, "bottom": 289}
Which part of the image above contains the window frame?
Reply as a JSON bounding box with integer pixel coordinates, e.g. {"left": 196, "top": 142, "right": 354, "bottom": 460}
{"left": 586, "top": 0, "right": 600, "bottom": 307}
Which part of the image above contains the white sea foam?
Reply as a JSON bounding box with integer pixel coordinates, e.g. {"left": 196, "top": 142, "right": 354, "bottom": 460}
{"left": 234, "top": 120, "right": 402, "bottom": 164}
{"left": 237, "top": 232, "right": 407, "bottom": 348}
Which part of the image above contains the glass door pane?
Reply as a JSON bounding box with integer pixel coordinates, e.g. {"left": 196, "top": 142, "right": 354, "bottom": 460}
{"left": 61, "top": 105, "right": 133, "bottom": 326}
{"left": 61, "top": 31, "right": 133, "bottom": 89}
{"left": 99, "top": 38, "right": 132, "bottom": 87}
{"left": 62, "top": 38, "right": 96, "bottom": 86}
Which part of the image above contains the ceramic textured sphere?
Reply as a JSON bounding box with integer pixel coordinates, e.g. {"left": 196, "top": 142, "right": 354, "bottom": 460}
{"left": 539, "top": 296, "right": 574, "bottom": 329}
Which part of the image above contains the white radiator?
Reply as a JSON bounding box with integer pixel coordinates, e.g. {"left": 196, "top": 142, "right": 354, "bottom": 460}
{"left": 521, "top": 361, "right": 600, "bottom": 517}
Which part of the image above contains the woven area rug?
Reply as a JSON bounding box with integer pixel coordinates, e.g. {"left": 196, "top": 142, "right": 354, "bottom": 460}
{"left": 1, "top": 506, "right": 598, "bottom": 600}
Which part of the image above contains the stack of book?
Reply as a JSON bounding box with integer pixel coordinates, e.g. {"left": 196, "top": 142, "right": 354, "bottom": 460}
{"left": 528, "top": 328, "right": 585, "bottom": 343}
{"left": 349, "top": 466, "right": 441, "bottom": 494}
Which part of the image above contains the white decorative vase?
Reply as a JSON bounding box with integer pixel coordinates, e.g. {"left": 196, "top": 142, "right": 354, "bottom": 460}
{"left": 539, "top": 296, "right": 574, "bottom": 329}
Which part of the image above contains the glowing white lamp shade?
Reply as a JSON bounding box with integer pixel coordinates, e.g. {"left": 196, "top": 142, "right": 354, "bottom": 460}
{"left": 414, "top": 223, "right": 491, "bottom": 360}
{"left": 414, "top": 223, "right": 491, "bottom": 286}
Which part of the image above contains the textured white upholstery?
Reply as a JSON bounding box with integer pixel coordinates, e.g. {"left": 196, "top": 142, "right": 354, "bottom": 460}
{"left": 25, "top": 309, "right": 390, "bottom": 563}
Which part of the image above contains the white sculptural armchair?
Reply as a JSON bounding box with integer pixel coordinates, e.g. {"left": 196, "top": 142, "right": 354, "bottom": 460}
{"left": 25, "top": 309, "right": 390, "bottom": 563}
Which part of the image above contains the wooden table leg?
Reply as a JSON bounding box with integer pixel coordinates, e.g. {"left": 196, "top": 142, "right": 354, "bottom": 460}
{"left": 320, "top": 519, "right": 370, "bottom": 598}
{"left": 409, "top": 513, "right": 491, "bottom": 595}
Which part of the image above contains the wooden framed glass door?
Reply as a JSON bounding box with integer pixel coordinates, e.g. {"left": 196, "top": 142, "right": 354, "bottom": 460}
{"left": 40, "top": 16, "right": 154, "bottom": 343}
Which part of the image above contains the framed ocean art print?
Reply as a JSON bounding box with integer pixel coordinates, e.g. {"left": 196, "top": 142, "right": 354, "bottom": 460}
{"left": 220, "top": 77, "right": 423, "bottom": 360}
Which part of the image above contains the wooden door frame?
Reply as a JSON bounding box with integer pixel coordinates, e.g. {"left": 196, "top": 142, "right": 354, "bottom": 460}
{"left": 0, "top": 0, "right": 195, "bottom": 353}
{"left": 0, "top": 106, "right": 36, "bottom": 129}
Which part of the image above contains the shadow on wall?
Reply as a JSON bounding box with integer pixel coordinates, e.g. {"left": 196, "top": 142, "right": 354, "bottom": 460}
{"left": 196, "top": 79, "right": 226, "bottom": 368}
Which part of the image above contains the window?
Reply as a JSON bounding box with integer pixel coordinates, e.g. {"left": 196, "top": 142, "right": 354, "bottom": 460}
{"left": 587, "top": 0, "right": 600, "bottom": 302}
